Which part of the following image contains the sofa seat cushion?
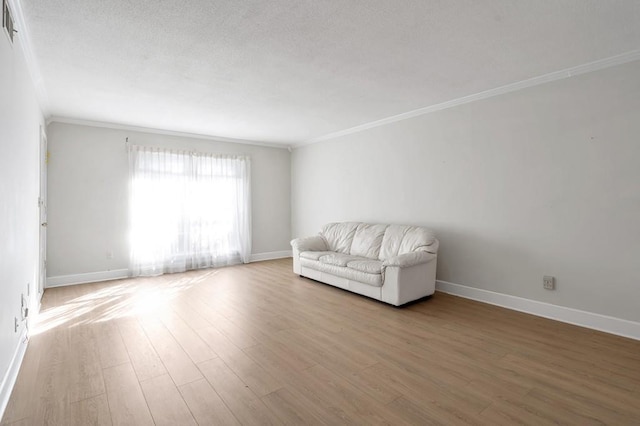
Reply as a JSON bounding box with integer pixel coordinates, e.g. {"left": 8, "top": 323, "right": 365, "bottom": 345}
{"left": 318, "top": 252, "right": 367, "bottom": 267}
{"left": 299, "top": 251, "right": 335, "bottom": 261}
{"left": 300, "top": 258, "right": 383, "bottom": 287}
{"left": 347, "top": 259, "right": 383, "bottom": 275}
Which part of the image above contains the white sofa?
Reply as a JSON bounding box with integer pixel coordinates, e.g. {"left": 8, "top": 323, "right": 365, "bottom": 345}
{"left": 291, "top": 222, "right": 439, "bottom": 306}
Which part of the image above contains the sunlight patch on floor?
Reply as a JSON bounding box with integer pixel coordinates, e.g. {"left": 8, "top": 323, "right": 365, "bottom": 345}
{"left": 32, "top": 271, "right": 221, "bottom": 335}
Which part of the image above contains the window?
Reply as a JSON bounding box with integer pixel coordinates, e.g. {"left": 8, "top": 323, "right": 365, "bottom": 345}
{"left": 128, "top": 145, "right": 251, "bottom": 276}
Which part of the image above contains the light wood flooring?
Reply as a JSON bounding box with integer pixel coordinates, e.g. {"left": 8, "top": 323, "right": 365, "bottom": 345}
{"left": 2, "top": 258, "right": 640, "bottom": 425}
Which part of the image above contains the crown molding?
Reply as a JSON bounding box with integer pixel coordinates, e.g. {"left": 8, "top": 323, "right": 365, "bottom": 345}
{"left": 47, "top": 116, "right": 291, "bottom": 150}
{"left": 8, "top": 0, "right": 50, "bottom": 115}
{"left": 296, "top": 49, "right": 640, "bottom": 148}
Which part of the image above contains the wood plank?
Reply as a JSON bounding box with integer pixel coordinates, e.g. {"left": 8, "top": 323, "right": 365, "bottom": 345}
{"left": 68, "top": 394, "right": 112, "bottom": 426}
{"left": 94, "top": 321, "right": 130, "bottom": 369}
{"left": 103, "top": 363, "right": 154, "bottom": 426}
{"left": 178, "top": 378, "right": 240, "bottom": 426}
{"left": 386, "top": 396, "right": 484, "bottom": 426}
{"left": 66, "top": 324, "right": 106, "bottom": 403}
{"left": 197, "top": 357, "right": 280, "bottom": 425}
{"left": 293, "top": 364, "right": 409, "bottom": 425}
{"left": 117, "top": 318, "right": 167, "bottom": 382}
{"left": 139, "top": 318, "right": 203, "bottom": 386}
{"left": 261, "top": 388, "right": 330, "bottom": 425}
{"left": 31, "top": 359, "right": 69, "bottom": 425}
{"left": 160, "top": 310, "right": 217, "bottom": 363}
{"left": 196, "top": 326, "right": 283, "bottom": 396}
{"left": 0, "top": 418, "right": 34, "bottom": 426}
{"left": 139, "top": 374, "right": 196, "bottom": 425}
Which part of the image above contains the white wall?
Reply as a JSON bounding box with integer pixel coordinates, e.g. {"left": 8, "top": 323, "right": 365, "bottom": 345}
{"left": 46, "top": 122, "right": 291, "bottom": 278}
{"left": 0, "top": 17, "right": 43, "bottom": 412}
{"left": 292, "top": 60, "right": 640, "bottom": 323}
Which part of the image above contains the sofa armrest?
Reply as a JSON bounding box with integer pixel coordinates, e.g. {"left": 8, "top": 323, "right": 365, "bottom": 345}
{"left": 383, "top": 251, "right": 436, "bottom": 268}
{"left": 381, "top": 260, "right": 437, "bottom": 305}
{"left": 423, "top": 239, "right": 439, "bottom": 254}
{"left": 290, "top": 235, "right": 328, "bottom": 252}
{"left": 291, "top": 235, "right": 328, "bottom": 275}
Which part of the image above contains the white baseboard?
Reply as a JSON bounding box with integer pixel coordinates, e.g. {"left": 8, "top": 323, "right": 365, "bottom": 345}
{"left": 0, "top": 329, "right": 28, "bottom": 421}
{"left": 45, "top": 252, "right": 293, "bottom": 288}
{"left": 436, "top": 280, "right": 640, "bottom": 341}
{"left": 46, "top": 269, "right": 129, "bottom": 288}
{"left": 250, "top": 250, "right": 292, "bottom": 262}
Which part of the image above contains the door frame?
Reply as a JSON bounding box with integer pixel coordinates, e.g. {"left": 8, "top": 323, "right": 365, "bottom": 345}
{"left": 38, "top": 125, "right": 47, "bottom": 301}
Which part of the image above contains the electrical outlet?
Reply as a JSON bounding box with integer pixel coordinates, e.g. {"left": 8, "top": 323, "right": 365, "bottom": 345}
{"left": 543, "top": 275, "right": 555, "bottom": 290}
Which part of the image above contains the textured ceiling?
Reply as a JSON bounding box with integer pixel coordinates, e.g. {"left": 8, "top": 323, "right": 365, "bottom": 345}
{"left": 21, "top": 0, "right": 640, "bottom": 145}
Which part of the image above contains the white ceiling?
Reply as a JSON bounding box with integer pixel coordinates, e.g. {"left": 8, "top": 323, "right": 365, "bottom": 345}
{"left": 20, "top": 0, "right": 640, "bottom": 145}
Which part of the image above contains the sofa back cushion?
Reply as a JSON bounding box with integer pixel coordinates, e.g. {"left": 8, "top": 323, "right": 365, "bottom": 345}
{"left": 321, "top": 222, "right": 360, "bottom": 254}
{"left": 320, "top": 222, "right": 437, "bottom": 259}
{"left": 379, "top": 224, "right": 437, "bottom": 260}
{"left": 349, "top": 223, "right": 388, "bottom": 259}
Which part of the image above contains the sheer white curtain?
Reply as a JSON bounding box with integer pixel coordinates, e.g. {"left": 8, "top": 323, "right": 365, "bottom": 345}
{"left": 128, "top": 145, "right": 251, "bottom": 276}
